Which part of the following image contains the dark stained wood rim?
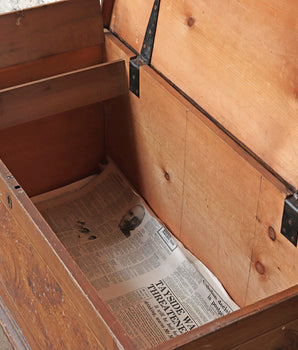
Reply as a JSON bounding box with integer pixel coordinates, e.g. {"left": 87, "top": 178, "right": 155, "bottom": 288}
{"left": 102, "top": 0, "right": 115, "bottom": 28}
{"left": 152, "top": 285, "right": 298, "bottom": 350}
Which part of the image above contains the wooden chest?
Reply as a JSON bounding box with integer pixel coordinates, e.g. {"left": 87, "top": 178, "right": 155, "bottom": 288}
{"left": 0, "top": 0, "right": 297, "bottom": 349}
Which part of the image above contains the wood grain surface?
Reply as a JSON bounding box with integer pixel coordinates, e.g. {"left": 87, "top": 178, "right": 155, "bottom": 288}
{"left": 246, "top": 177, "right": 298, "bottom": 304}
{"left": 231, "top": 319, "right": 298, "bottom": 350}
{"left": 104, "top": 33, "right": 297, "bottom": 308}
{"left": 110, "top": 0, "right": 298, "bottom": 189}
{"left": 0, "top": 60, "right": 127, "bottom": 129}
{"left": 181, "top": 109, "right": 260, "bottom": 306}
{"left": 105, "top": 71, "right": 187, "bottom": 237}
{"left": 0, "top": 160, "right": 136, "bottom": 350}
{"left": 102, "top": 0, "right": 116, "bottom": 28}
{"left": 0, "top": 0, "right": 104, "bottom": 68}
{"left": 152, "top": 286, "right": 298, "bottom": 350}
{"left": 0, "top": 201, "right": 105, "bottom": 349}
{"left": 0, "top": 104, "right": 105, "bottom": 197}
{"left": 0, "top": 45, "right": 104, "bottom": 90}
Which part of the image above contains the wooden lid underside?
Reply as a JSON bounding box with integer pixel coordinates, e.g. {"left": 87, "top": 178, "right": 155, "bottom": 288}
{"left": 108, "top": 0, "right": 298, "bottom": 189}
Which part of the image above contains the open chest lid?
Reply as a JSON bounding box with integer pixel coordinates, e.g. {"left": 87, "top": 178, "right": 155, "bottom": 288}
{"left": 104, "top": 0, "right": 298, "bottom": 191}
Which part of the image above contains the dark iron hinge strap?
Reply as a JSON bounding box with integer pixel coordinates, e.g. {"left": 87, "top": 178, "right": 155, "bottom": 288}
{"left": 281, "top": 192, "right": 298, "bottom": 247}
{"left": 129, "top": 0, "right": 161, "bottom": 97}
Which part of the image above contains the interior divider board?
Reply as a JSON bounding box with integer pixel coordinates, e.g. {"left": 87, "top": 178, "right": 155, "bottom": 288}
{"left": 109, "top": 0, "right": 298, "bottom": 189}
{"left": 0, "top": 60, "right": 127, "bottom": 130}
{"left": 0, "top": 104, "right": 106, "bottom": 197}
{"left": 0, "top": 0, "right": 104, "bottom": 69}
{"left": 0, "top": 45, "right": 104, "bottom": 90}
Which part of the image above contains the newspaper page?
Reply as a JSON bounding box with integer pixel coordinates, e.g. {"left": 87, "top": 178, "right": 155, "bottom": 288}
{"left": 33, "top": 161, "right": 239, "bottom": 349}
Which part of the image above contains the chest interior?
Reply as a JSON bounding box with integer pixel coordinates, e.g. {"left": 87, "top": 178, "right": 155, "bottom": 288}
{"left": 0, "top": 1, "right": 297, "bottom": 349}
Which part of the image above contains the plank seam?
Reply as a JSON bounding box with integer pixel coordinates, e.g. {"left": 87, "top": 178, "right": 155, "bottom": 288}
{"left": 244, "top": 176, "right": 263, "bottom": 305}
{"left": 179, "top": 108, "right": 189, "bottom": 239}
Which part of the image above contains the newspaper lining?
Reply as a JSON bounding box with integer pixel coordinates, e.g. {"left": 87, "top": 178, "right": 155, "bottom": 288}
{"left": 33, "top": 161, "right": 239, "bottom": 349}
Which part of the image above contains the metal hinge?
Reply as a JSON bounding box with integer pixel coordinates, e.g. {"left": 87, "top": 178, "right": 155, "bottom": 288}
{"left": 129, "top": 0, "right": 160, "bottom": 97}
{"left": 281, "top": 192, "right": 298, "bottom": 247}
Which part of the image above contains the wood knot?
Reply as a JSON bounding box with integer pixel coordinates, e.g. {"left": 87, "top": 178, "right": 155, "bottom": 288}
{"left": 268, "top": 226, "right": 276, "bottom": 241}
{"left": 255, "top": 261, "right": 265, "bottom": 275}
{"left": 6, "top": 194, "right": 12, "bottom": 209}
{"left": 164, "top": 171, "right": 170, "bottom": 182}
{"left": 187, "top": 17, "right": 195, "bottom": 27}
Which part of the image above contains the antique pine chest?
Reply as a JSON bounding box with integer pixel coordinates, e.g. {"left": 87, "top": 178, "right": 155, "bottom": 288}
{"left": 0, "top": 0, "right": 297, "bottom": 349}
